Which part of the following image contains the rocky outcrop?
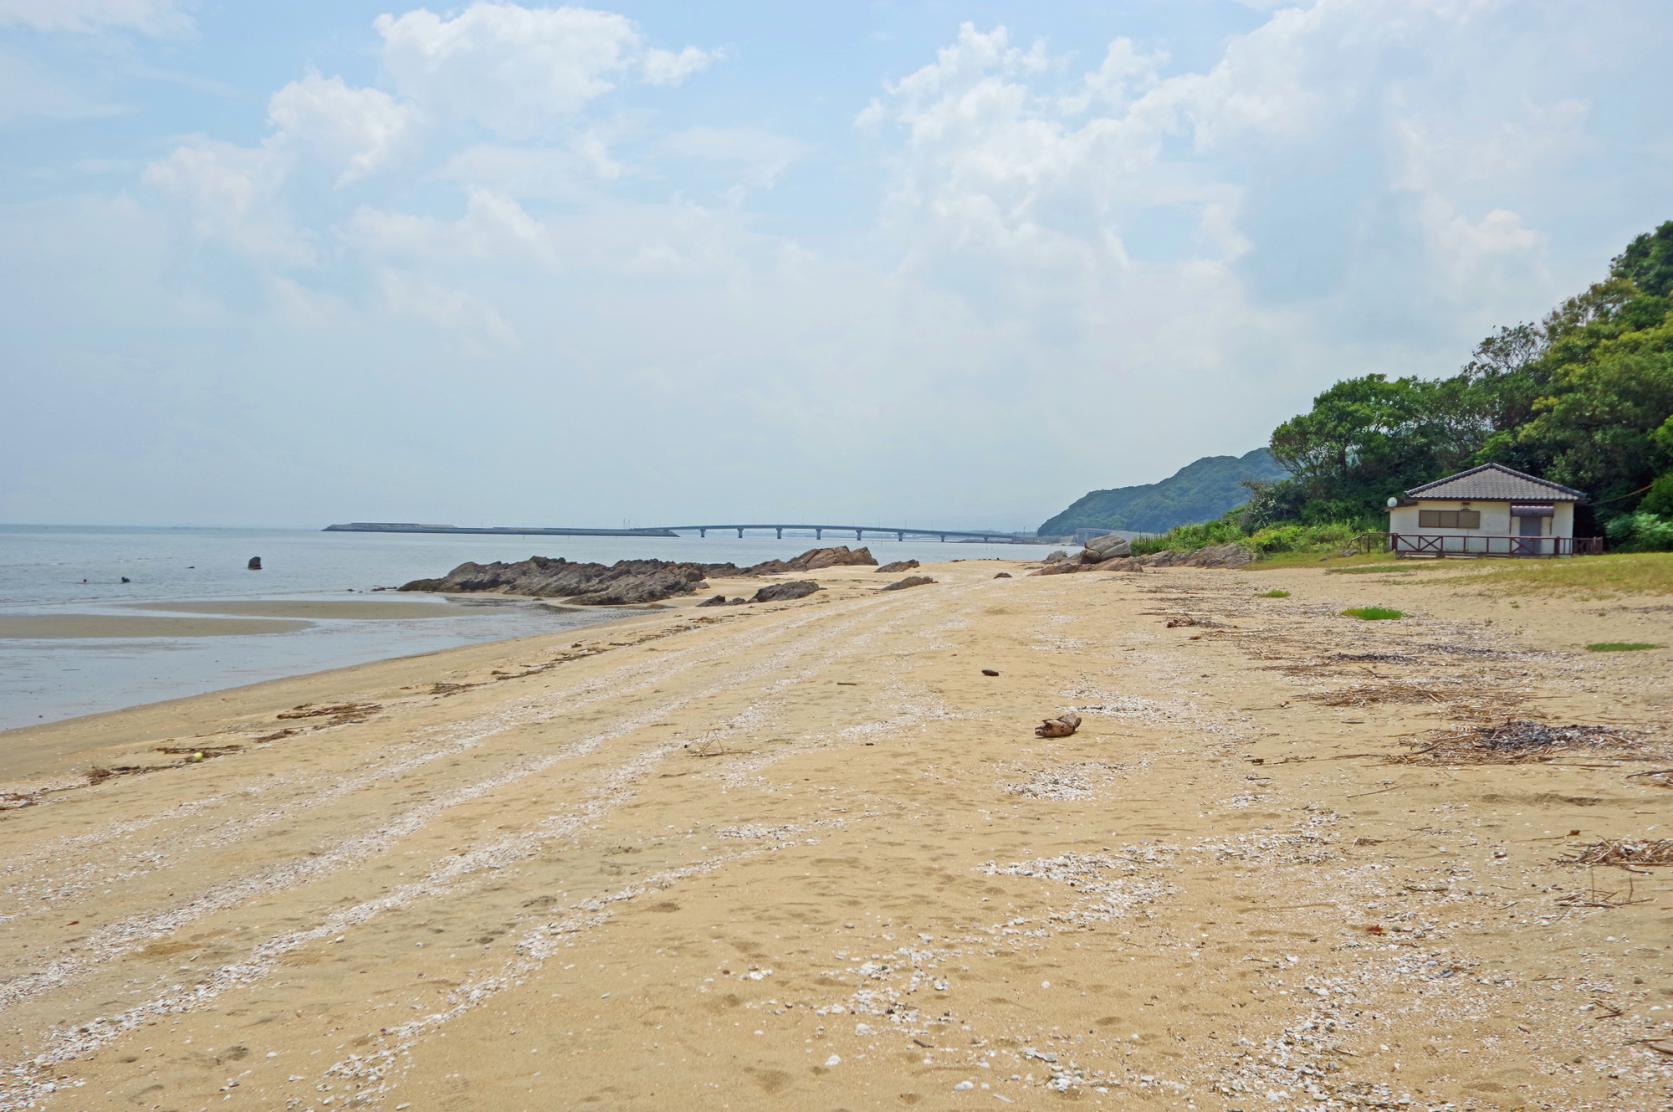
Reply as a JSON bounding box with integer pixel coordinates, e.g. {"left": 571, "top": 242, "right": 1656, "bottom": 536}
{"left": 247, "top": 557, "right": 262, "bottom": 570}
{"left": 876, "top": 559, "right": 920, "bottom": 573}
{"left": 401, "top": 556, "right": 720, "bottom": 606}
{"left": 746, "top": 546, "right": 876, "bottom": 574}
{"left": 880, "top": 575, "right": 934, "bottom": 592}
{"left": 399, "top": 546, "right": 875, "bottom": 606}
{"left": 751, "top": 580, "right": 820, "bottom": 603}
{"left": 1131, "top": 543, "right": 1254, "bottom": 569}
{"left": 697, "top": 594, "right": 747, "bottom": 607}
{"left": 1042, "top": 550, "right": 1071, "bottom": 564}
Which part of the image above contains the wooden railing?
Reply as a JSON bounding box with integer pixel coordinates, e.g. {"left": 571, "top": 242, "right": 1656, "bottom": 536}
{"left": 1388, "top": 533, "right": 1602, "bottom": 558}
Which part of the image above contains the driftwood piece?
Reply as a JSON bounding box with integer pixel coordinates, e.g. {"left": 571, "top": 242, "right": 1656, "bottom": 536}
{"left": 1034, "top": 711, "right": 1082, "bottom": 739}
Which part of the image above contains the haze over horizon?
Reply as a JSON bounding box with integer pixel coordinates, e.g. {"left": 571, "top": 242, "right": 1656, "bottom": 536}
{"left": 3, "top": 1, "right": 1670, "bottom": 530}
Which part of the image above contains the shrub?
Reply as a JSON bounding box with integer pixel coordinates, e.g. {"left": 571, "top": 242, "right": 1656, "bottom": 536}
{"left": 1258, "top": 589, "right": 1290, "bottom": 598}
{"left": 1130, "top": 516, "right": 1246, "bottom": 555}
{"left": 1341, "top": 606, "right": 1404, "bottom": 620}
{"left": 1605, "top": 512, "right": 1673, "bottom": 552}
{"left": 1247, "top": 521, "right": 1360, "bottom": 555}
{"left": 1585, "top": 642, "right": 1660, "bottom": 652}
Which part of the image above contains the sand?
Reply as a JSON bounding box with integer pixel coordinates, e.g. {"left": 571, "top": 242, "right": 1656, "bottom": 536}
{"left": 0, "top": 560, "right": 1669, "bottom": 1109}
{"left": 125, "top": 600, "right": 463, "bottom": 620}
{"left": 0, "top": 615, "right": 312, "bottom": 639}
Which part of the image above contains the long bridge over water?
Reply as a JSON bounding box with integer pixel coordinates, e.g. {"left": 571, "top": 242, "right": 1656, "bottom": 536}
{"left": 666, "top": 523, "right": 1032, "bottom": 542}
{"left": 324, "top": 522, "right": 1041, "bottom": 543}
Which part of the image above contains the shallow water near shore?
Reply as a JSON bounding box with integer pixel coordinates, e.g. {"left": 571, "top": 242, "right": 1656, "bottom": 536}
{"left": 0, "top": 525, "right": 1057, "bottom": 730}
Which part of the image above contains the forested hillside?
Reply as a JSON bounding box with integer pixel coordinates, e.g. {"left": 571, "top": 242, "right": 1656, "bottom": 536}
{"left": 1137, "top": 220, "right": 1673, "bottom": 556}
{"left": 1038, "top": 448, "right": 1288, "bottom": 536}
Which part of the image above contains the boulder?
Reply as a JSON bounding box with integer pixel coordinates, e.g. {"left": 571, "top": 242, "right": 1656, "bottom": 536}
{"left": 751, "top": 580, "right": 821, "bottom": 603}
{"left": 876, "top": 559, "right": 920, "bottom": 573}
{"left": 247, "top": 556, "right": 262, "bottom": 571}
{"left": 1031, "top": 561, "right": 1088, "bottom": 576}
{"left": 697, "top": 594, "right": 730, "bottom": 607}
{"left": 993, "top": 572, "right": 1012, "bottom": 579}
{"left": 1042, "top": 549, "right": 1071, "bottom": 564}
{"left": 1082, "top": 534, "right": 1131, "bottom": 562}
{"left": 880, "top": 575, "right": 935, "bottom": 592}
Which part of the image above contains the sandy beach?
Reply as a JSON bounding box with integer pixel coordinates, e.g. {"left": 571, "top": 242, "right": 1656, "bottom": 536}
{"left": 1, "top": 559, "right": 1669, "bottom": 1109}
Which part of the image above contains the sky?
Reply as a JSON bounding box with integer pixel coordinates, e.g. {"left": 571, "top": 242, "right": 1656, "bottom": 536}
{"left": 1, "top": 1, "right": 1669, "bottom": 531}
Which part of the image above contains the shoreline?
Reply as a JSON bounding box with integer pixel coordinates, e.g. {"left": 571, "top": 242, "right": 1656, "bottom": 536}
{"left": 0, "top": 604, "right": 665, "bottom": 777}
{"left": 0, "top": 559, "right": 1668, "bottom": 1108}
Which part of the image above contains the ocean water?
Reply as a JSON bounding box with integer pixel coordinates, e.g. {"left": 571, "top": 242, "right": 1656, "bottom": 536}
{"left": 0, "top": 525, "right": 1059, "bottom": 731}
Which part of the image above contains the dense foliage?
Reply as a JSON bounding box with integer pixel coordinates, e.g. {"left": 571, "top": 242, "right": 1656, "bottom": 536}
{"left": 1037, "top": 448, "right": 1287, "bottom": 536}
{"left": 1130, "top": 519, "right": 1357, "bottom": 557}
{"left": 1256, "top": 220, "right": 1673, "bottom": 547}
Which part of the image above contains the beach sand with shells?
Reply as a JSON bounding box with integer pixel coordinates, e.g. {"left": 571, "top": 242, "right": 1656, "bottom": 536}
{"left": 0, "top": 559, "right": 1669, "bottom": 1109}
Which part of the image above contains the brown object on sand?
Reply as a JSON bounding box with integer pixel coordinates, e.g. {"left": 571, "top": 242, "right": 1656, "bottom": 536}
{"left": 982, "top": 668, "right": 999, "bottom": 677}
{"left": 880, "top": 575, "right": 935, "bottom": 592}
{"left": 994, "top": 572, "right": 1012, "bottom": 578}
{"left": 1034, "top": 711, "right": 1081, "bottom": 738}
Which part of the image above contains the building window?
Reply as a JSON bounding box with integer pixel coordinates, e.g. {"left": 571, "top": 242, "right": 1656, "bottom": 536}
{"left": 1418, "top": 509, "right": 1481, "bottom": 529}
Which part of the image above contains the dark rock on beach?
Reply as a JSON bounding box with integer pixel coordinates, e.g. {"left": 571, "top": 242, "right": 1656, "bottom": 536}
{"left": 698, "top": 594, "right": 747, "bottom": 607}
{"left": 876, "top": 559, "right": 920, "bottom": 573}
{"left": 399, "top": 546, "right": 872, "bottom": 606}
{"left": 880, "top": 575, "right": 935, "bottom": 591}
{"left": 751, "top": 580, "right": 820, "bottom": 603}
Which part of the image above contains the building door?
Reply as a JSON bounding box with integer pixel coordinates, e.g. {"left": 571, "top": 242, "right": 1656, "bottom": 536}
{"left": 1516, "top": 514, "right": 1543, "bottom": 556}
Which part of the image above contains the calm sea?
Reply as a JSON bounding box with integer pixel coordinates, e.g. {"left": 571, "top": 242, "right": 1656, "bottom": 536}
{"left": 0, "top": 525, "right": 1059, "bottom": 731}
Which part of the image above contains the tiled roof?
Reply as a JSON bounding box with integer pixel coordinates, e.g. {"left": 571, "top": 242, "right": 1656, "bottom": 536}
{"left": 1404, "top": 463, "right": 1586, "bottom": 502}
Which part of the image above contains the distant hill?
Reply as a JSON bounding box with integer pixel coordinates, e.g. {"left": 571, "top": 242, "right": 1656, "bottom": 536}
{"left": 1038, "top": 448, "right": 1289, "bottom": 536}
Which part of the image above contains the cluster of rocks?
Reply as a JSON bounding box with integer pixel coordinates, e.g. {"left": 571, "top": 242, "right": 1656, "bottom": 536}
{"left": 1034, "top": 536, "right": 1253, "bottom": 576}
{"left": 399, "top": 546, "right": 874, "bottom": 606}
{"left": 700, "top": 580, "right": 822, "bottom": 606}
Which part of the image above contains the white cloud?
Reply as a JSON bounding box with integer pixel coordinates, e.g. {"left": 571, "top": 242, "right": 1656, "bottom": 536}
{"left": 340, "top": 188, "right": 556, "bottom": 266}
{"left": 663, "top": 126, "right": 808, "bottom": 201}
{"left": 374, "top": 2, "right": 719, "bottom": 139}
{"left": 267, "top": 73, "right": 420, "bottom": 186}
{"left": 0, "top": 0, "right": 191, "bottom": 36}
{"left": 377, "top": 268, "right": 517, "bottom": 350}
{"left": 141, "top": 138, "right": 313, "bottom": 265}
{"left": 641, "top": 44, "right": 721, "bottom": 86}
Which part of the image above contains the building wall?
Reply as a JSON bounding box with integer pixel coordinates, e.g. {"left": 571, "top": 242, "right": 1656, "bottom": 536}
{"left": 1387, "top": 499, "right": 1577, "bottom": 555}
{"left": 1553, "top": 502, "right": 1575, "bottom": 539}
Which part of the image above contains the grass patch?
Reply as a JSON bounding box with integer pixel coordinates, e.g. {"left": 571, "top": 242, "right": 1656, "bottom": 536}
{"left": 1586, "top": 642, "right": 1661, "bottom": 652}
{"left": 1468, "top": 552, "right": 1673, "bottom": 597}
{"left": 1257, "top": 589, "right": 1290, "bottom": 598}
{"left": 1341, "top": 606, "right": 1404, "bottom": 621}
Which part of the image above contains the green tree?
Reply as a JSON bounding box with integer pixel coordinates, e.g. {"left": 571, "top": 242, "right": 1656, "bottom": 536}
{"left": 1611, "top": 220, "right": 1673, "bottom": 299}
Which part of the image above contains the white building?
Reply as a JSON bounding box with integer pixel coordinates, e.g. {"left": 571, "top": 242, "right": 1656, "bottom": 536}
{"left": 1386, "top": 463, "right": 1592, "bottom": 557}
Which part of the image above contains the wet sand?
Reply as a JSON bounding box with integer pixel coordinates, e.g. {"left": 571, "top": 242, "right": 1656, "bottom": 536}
{"left": 0, "top": 560, "right": 1668, "bottom": 1109}
{"left": 127, "top": 599, "right": 462, "bottom": 620}
{"left": 0, "top": 614, "right": 312, "bottom": 639}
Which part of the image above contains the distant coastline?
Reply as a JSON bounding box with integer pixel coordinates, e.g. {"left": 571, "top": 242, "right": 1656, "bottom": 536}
{"left": 325, "top": 522, "right": 679, "bottom": 538}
